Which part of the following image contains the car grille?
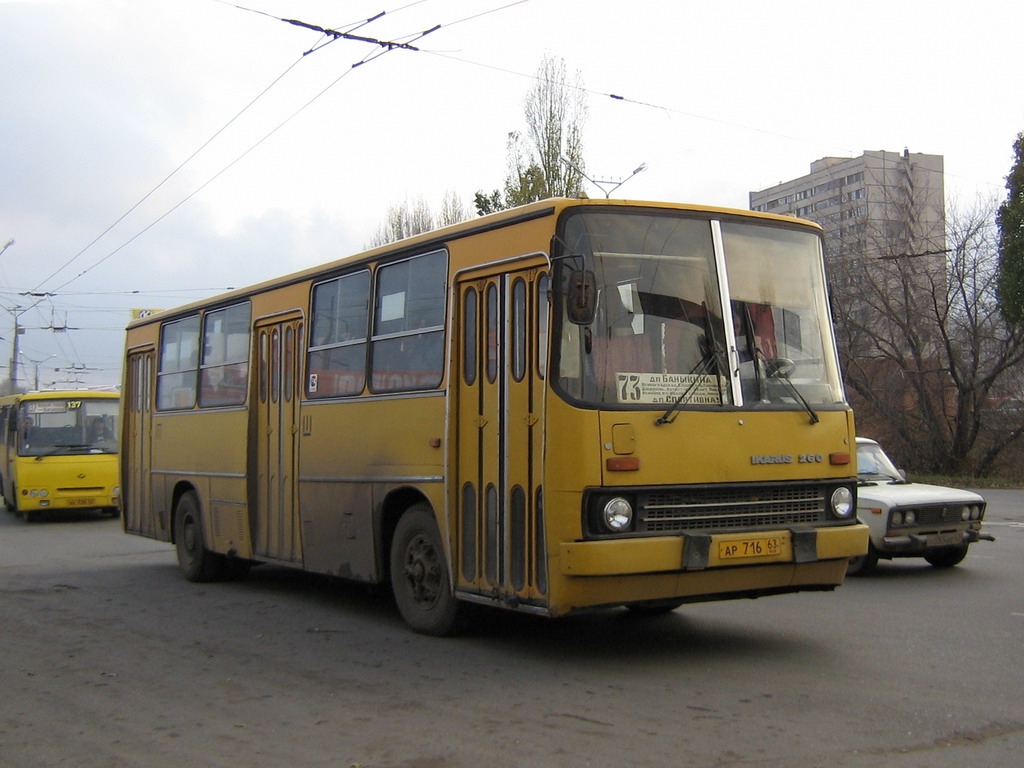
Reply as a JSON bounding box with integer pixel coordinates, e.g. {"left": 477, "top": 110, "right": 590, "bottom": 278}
{"left": 637, "top": 484, "right": 827, "bottom": 533}
{"left": 904, "top": 504, "right": 965, "bottom": 526}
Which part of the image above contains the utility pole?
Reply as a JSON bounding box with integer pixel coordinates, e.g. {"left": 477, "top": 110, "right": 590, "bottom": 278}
{"left": 11, "top": 311, "right": 21, "bottom": 392}
{"left": 1, "top": 239, "right": 23, "bottom": 394}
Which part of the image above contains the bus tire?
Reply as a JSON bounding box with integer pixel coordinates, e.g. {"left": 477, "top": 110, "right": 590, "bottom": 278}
{"left": 390, "top": 505, "right": 462, "bottom": 636}
{"left": 174, "top": 491, "right": 225, "bottom": 582}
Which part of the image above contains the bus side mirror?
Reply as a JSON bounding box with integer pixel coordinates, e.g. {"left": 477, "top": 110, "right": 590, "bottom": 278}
{"left": 567, "top": 270, "right": 597, "bottom": 325}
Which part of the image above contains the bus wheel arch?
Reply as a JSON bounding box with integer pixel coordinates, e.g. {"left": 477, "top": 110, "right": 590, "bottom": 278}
{"left": 388, "top": 501, "right": 463, "bottom": 636}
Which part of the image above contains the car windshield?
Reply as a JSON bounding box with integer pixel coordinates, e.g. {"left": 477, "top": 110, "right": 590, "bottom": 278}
{"left": 857, "top": 442, "right": 903, "bottom": 483}
{"left": 18, "top": 398, "right": 119, "bottom": 457}
{"left": 551, "top": 208, "right": 846, "bottom": 411}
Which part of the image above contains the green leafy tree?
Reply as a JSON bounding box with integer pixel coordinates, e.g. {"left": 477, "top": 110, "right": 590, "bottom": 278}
{"left": 475, "top": 53, "right": 588, "bottom": 215}
{"left": 997, "top": 132, "right": 1024, "bottom": 326}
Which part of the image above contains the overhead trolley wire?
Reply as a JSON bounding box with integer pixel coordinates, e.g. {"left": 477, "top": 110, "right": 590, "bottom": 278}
{"left": 33, "top": 0, "right": 477, "bottom": 295}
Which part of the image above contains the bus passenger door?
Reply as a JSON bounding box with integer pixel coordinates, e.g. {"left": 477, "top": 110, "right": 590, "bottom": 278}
{"left": 252, "top": 316, "right": 303, "bottom": 565}
{"left": 454, "top": 267, "right": 548, "bottom": 605}
{"left": 123, "top": 349, "right": 156, "bottom": 537}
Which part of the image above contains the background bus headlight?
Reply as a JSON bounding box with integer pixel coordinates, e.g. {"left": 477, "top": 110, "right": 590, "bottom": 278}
{"left": 602, "top": 497, "right": 634, "bottom": 532}
{"left": 830, "top": 487, "right": 854, "bottom": 518}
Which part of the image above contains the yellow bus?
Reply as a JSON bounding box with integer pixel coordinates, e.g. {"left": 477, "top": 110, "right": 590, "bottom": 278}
{"left": 121, "top": 198, "right": 867, "bottom": 634}
{"left": 1, "top": 390, "right": 120, "bottom": 522}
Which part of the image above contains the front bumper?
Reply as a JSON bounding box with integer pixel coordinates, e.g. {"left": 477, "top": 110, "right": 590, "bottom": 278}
{"left": 560, "top": 523, "right": 868, "bottom": 576}
{"left": 880, "top": 527, "right": 995, "bottom": 554}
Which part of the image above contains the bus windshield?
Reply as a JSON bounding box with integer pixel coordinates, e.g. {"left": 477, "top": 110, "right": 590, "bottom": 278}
{"left": 18, "top": 397, "right": 119, "bottom": 457}
{"left": 553, "top": 209, "right": 845, "bottom": 410}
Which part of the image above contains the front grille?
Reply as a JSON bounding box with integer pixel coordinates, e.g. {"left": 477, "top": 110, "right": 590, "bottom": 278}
{"left": 638, "top": 484, "right": 827, "bottom": 533}
{"left": 904, "top": 504, "right": 964, "bottom": 526}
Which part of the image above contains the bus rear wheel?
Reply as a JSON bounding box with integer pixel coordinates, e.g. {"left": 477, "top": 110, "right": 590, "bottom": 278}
{"left": 390, "top": 505, "right": 462, "bottom": 636}
{"left": 174, "top": 491, "right": 225, "bottom": 582}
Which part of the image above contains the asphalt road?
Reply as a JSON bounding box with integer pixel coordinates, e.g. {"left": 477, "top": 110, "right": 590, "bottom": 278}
{"left": 1, "top": 492, "right": 1022, "bottom": 768}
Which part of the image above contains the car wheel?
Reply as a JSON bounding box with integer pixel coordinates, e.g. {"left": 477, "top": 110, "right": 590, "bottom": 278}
{"left": 847, "top": 541, "right": 879, "bottom": 576}
{"left": 924, "top": 545, "right": 969, "bottom": 568}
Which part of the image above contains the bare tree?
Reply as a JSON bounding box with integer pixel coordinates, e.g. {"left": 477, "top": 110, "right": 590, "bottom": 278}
{"left": 437, "top": 189, "right": 469, "bottom": 229}
{"left": 832, "top": 198, "right": 1024, "bottom": 475}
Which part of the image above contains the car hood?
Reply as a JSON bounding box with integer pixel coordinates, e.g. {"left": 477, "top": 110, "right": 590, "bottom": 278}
{"left": 856, "top": 481, "right": 984, "bottom": 507}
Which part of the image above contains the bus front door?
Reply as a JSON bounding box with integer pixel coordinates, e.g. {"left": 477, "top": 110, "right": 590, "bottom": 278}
{"left": 454, "top": 267, "right": 548, "bottom": 606}
{"left": 252, "top": 316, "right": 303, "bottom": 565}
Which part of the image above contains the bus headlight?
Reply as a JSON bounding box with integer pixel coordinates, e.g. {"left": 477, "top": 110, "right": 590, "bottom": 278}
{"left": 602, "top": 497, "right": 634, "bottom": 532}
{"left": 830, "top": 487, "right": 854, "bottom": 518}
{"left": 112, "top": 486, "right": 121, "bottom": 498}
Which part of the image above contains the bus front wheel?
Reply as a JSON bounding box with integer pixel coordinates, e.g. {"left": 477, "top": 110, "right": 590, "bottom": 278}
{"left": 390, "top": 505, "right": 462, "bottom": 636}
{"left": 174, "top": 491, "right": 225, "bottom": 582}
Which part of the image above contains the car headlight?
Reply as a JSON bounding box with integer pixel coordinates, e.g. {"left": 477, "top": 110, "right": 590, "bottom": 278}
{"left": 890, "top": 510, "right": 903, "bottom": 527}
{"left": 830, "top": 486, "right": 854, "bottom": 518}
{"left": 904, "top": 510, "right": 917, "bottom": 526}
{"left": 961, "top": 505, "right": 971, "bottom": 521}
{"left": 602, "top": 497, "right": 634, "bottom": 532}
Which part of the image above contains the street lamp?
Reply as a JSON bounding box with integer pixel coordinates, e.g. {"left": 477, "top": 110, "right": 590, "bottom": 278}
{"left": 560, "top": 159, "right": 648, "bottom": 199}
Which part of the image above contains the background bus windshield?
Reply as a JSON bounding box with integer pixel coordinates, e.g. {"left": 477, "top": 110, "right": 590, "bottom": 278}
{"left": 19, "top": 398, "right": 119, "bottom": 457}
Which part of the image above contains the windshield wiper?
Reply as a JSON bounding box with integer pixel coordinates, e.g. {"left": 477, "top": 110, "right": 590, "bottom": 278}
{"left": 657, "top": 306, "right": 726, "bottom": 426}
{"left": 655, "top": 350, "right": 723, "bottom": 425}
{"left": 762, "top": 358, "right": 819, "bottom": 425}
{"left": 34, "top": 443, "right": 93, "bottom": 460}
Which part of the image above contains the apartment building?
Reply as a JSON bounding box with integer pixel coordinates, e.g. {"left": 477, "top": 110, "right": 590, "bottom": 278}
{"left": 749, "top": 149, "right": 945, "bottom": 262}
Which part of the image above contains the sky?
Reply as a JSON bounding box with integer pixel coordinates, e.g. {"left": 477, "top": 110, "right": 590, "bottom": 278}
{"left": 1, "top": 0, "right": 1022, "bottom": 389}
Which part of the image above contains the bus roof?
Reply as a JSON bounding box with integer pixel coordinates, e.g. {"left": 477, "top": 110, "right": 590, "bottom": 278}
{"left": 127, "top": 197, "right": 822, "bottom": 330}
{"left": 0, "top": 390, "right": 119, "bottom": 404}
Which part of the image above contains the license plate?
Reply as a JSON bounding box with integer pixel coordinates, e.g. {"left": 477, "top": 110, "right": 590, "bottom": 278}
{"left": 718, "top": 536, "right": 785, "bottom": 560}
{"left": 67, "top": 498, "right": 96, "bottom": 507}
{"left": 929, "top": 531, "right": 963, "bottom": 547}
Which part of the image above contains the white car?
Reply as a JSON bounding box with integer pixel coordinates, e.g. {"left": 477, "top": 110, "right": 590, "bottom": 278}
{"left": 848, "top": 437, "right": 994, "bottom": 576}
